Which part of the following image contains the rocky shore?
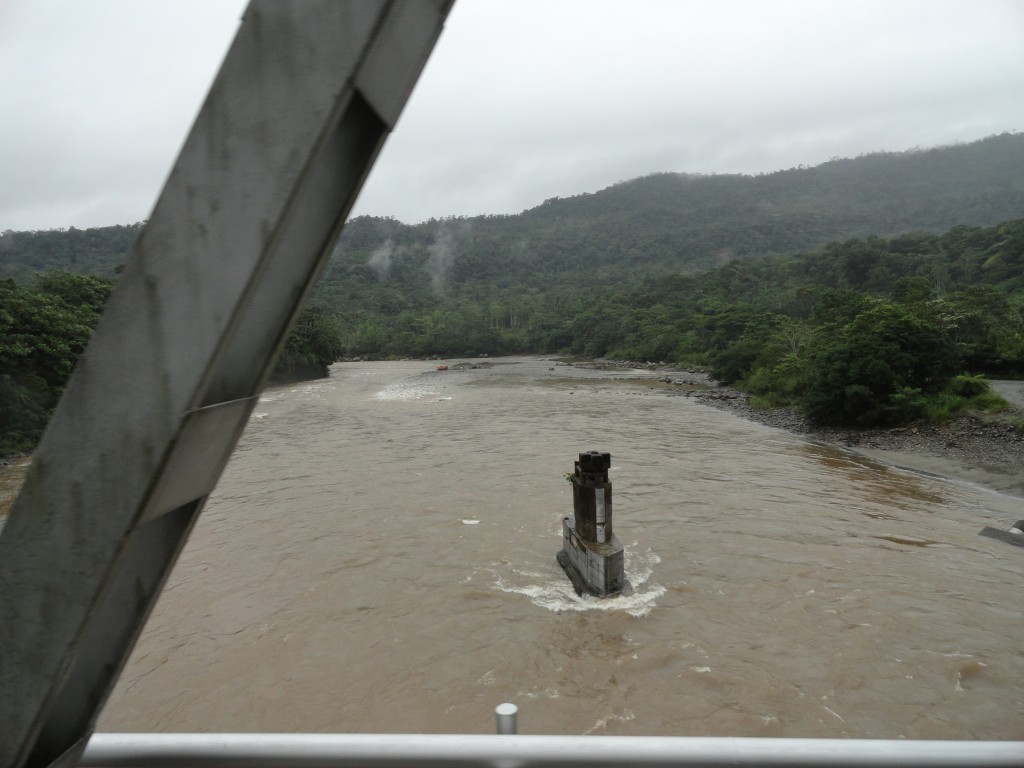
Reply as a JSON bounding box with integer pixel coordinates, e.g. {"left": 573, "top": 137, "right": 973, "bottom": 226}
{"left": 605, "top": 360, "right": 1024, "bottom": 497}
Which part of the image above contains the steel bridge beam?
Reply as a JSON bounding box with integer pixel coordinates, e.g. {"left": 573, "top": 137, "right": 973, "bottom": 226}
{"left": 0, "top": 4, "right": 451, "bottom": 768}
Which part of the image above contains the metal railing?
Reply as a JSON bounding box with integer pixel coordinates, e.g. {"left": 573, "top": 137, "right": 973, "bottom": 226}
{"left": 80, "top": 703, "right": 1024, "bottom": 767}
{"left": 82, "top": 732, "right": 1024, "bottom": 768}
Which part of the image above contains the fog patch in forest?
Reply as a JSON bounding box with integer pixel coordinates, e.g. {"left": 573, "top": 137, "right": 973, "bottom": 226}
{"left": 367, "top": 240, "right": 395, "bottom": 277}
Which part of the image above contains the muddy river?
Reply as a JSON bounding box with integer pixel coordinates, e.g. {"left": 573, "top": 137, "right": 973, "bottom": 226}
{"left": 10, "top": 357, "right": 1022, "bottom": 738}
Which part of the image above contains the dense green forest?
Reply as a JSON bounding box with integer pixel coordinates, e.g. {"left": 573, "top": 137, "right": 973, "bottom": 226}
{"left": 313, "top": 131, "right": 1024, "bottom": 301}
{"left": 3, "top": 133, "right": 1024, "bottom": 452}
{"left": 305, "top": 133, "right": 1024, "bottom": 356}
{"left": 0, "top": 272, "right": 341, "bottom": 454}
{"left": 327, "top": 217, "right": 1024, "bottom": 427}
{"left": 1, "top": 272, "right": 114, "bottom": 454}
{"left": 0, "top": 222, "right": 144, "bottom": 283}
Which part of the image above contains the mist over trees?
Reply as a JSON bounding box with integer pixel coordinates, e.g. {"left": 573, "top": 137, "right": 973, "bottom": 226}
{"left": 3, "top": 133, "right": 1024, "bottom": 451}
{"left": 320, "top": 131, "right": 1024, "bottom": 294}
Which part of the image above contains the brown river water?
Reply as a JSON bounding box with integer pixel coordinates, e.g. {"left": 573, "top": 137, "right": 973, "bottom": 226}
{"left": 6, "top": 358, "right": 1022, "bottom": 738}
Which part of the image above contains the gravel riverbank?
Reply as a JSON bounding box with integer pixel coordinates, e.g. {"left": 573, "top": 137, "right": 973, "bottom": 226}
{"left": 605, "top": 360, "right": 1024, "bottom": 499}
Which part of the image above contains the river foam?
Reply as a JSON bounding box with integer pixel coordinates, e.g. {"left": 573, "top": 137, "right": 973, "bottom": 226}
{"left": 492, "top": 547, "right": 665, "bottom": 618}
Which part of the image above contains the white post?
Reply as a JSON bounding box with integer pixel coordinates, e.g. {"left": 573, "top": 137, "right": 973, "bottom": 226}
{"left": 495, "top": 703, "right": 518, "bottom": 735}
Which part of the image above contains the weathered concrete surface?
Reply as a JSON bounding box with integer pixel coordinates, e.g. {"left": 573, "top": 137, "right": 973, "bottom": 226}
{"left": 0, "top": 4, "right": 451, "bottom": 768}
{"left": 558, "top": 516, "right": 625, "bottom": 597}
{"left": 557, "top": 451, "right": 624, "bottom": 597}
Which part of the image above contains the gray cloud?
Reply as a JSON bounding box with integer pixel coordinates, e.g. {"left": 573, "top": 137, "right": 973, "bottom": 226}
{"left": 0, "top": 0, "right": 243, "bottom": 230}
{"left": 354, "top": 0, "right": 1024, "bottom": 223}
{"left": 1, "top": 0, "right": 1022, "bottom": 231}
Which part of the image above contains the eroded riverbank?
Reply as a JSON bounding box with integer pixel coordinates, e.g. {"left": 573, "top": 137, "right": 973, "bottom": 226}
{"left": 604, "top": 360, "right": 1024, "bottom": 499}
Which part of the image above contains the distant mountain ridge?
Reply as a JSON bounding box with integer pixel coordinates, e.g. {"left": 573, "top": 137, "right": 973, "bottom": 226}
{"left": 0, "top": 223, "right": 142, "bottom": 283}
{"left": 328, "top": 131, "right": 1024, "bottom": 293}
{"left": 2, "top": 132, "right": 1022, "bottom": 290}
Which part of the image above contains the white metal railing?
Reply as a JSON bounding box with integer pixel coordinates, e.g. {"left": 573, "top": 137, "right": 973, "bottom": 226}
{"left": 81, "top": 733, "right": 1024, "bottom": 768}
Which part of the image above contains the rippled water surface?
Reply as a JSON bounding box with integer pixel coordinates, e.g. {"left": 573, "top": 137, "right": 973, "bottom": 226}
{"left": 96, "top": 358, "right": 1023, "bottom": 738}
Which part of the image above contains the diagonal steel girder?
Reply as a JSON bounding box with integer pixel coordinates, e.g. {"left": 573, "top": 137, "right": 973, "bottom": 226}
{"left": 0, "top": 3, "right": 452, "bottom": 768}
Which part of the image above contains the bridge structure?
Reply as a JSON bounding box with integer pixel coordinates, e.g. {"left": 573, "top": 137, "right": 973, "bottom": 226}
{"left": 0, "top": 4, "right": 1020, "bottom": 768}
{"left": 0, "top": 3, "right": 451, "bottom": 766}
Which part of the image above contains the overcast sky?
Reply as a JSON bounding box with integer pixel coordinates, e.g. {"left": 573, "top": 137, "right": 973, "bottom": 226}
{"left": 1, "top": 0, "right": 1022, "bottom": 232}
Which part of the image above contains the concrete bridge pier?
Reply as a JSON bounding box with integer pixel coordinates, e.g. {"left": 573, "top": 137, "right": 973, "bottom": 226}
{"left": 557, "top": 451, "right": 624, "bottom": 597}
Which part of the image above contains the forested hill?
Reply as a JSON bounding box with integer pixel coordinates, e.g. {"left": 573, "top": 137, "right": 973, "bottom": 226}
{"left": 321, "top": 131, "right": 1024, "bottom": 294}
{"left": 3, "top": 132, "right": 1023, "bottom": 289}
{"left": 0, "top": 223, "right": 142, "bottom": 283}
{"left": 516, "top": 131, "right": 1024, "bottom": 270}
